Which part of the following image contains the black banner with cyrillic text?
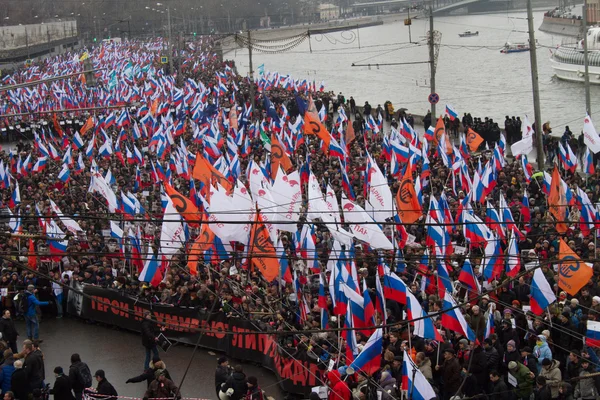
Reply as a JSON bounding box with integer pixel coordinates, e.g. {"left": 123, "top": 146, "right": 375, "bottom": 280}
{"left": 73, "top": 285, "right": 325, "bottom": 397}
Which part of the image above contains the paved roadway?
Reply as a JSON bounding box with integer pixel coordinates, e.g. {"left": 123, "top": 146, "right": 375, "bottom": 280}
{"left": 14, "top": 317, "right": 284, "bottom": 400}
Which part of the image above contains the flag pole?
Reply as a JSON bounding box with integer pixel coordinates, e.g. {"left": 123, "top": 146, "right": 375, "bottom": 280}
{"left": 409, "top": 365, "right": 417, "bottom": 400}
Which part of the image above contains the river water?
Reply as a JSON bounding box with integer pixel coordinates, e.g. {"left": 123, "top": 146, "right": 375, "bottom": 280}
{"left": 229, "top": 10, "right": 599, "bottom": 133}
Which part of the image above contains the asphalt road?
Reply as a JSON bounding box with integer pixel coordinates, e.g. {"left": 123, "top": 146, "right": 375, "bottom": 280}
{"left": 14, "top": 317, "right": 284, "bottom": 400}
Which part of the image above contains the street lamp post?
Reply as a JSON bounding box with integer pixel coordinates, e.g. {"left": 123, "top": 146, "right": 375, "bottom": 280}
{"left": 157, "top": 3, "right": 173, "bottom": 73}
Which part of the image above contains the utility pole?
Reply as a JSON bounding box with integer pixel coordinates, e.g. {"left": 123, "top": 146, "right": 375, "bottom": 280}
{"left": 428, "top": 6, "right": 436, "bottom": 119}
{"left": 247, "top": 30, "right": 256, "bottom": 115}
{"left": 527, "top": 0, "right": 544, "bottom": 167}
{"left": 583, "top": 2, "right": 591, "bottom": 116}
{"left": 167, "top": 6, "right": 173, "bottom": 74}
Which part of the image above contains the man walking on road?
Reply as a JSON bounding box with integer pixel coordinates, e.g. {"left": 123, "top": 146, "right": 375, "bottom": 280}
{"left": 141, "top": 311, "right": 163, "bottom": 370}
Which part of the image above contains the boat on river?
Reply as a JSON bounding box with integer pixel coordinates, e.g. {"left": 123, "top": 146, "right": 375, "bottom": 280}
{"left": 500, "top": 42, "right": 530, "bottom": 54}
{"left": 458, "top": 30, "right": 478, "bottom": 37}
{"left": 550, "top": 27, "right": 600, "bottom": 84}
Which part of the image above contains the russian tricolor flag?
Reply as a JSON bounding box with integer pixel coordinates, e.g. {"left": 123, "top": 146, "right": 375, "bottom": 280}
{"left": 8, "top": 181, "right": 20, "bottom": 209}
{"left": 530, "top": 268, "right": 557, "bottom": 315}
{"left": 458, "top": 259, "right": 480, "bottom": 293}
{"left": 506, "top": 233, "right": 521, "bottom": 277}
{"left": 401, "top": 350, "right": 437, "bottom": 400}
{"left": 375, "top": 271, "right": 387, "bottom": 322}
{"left": 407, "top": 290, "right": 443, "bottom": 341}
{"left": 484, "top": 311, "right": 495, "bottom": 340}
{"left": 586, "top": 320, "right": 600, "bottom": 347}
{"left": 349, "top": 328, "right": 382, "bottom": 375}
{"left": 437, "top": 259, "right": 454, "bottom": 298}
{"left": 139, "top": 254, "right": 160, "bottom": 284}
{"left": 583, "top": 147, "right": 595, "bottom": 175}
{"left": 73, "top": 132, "right": 85, "bottom": 149}
{"left": 382, "top": 270, "right": 407, "bottom": 305}
{"left": 58, "top": 163, "right": 71, "bottom": 183}
{"left": 441, "top": 291, "right": 476, "bottom": 342}
{"left": 445, "top": 104, "right": 458, "bottom": 121}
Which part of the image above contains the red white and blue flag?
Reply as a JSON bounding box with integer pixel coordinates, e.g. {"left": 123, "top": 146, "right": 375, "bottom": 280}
{"left": 401, "top": 349, "right": 437, "bottom": 400}
{"left": 441, "top": 291, "right": 476, "bottom": 342}
{"left": 484, "top": 311, "right": 495, "bottom": 340}
{"left": 349, "top": 328, "right": 382, "bottom": 375}
{"left": 586, "top": 320, "right": 600, "bottom": 347}
{"left": 530, "top": 268, "right": 557, "bottom": 315}
{"left": 445, "top": 104, "right": 458, "bottom": 121}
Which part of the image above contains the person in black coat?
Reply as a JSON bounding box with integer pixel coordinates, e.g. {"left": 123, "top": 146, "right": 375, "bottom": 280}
{"left": 222, "top": 365, "right": 247, "bottom": 400}
{"left": 534, "top": 376, "right": 552, "bottom": 400}
{"left": 141, "top": 311, "right": 161, "bottom": 370}
{"left": 69, "top": 354, "right": 92, "bottom": 400}
{"left": 92, "top": 370, "right": 117, "bottom": 400}
{"left": 489, "top": 370, "right": 513, "bottom": 400}
{"left": 0, "top": 311, "right": 19, "bottom": 354}
{"left": 22, "top": 342, "right": 44, "bottom": 393}
{"left": 521, "top": 347, "right": 539, "bottom": 377}
{"left": 10, "top": 360, "right": 28, "bottom": 400}
{"left": 126, "top": 359, "right": 171, "bottom": 387}
{"left": 467, "top": 344, "right": 488, "bottom": 394}
{"left": 50, "top": 367, "right": 75, "bottom": 400}
{"left": 214, "top": 357, "right": 231, "bottom": 396}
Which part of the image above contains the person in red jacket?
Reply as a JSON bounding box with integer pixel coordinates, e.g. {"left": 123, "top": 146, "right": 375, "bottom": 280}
{"left": 326, "top": 370, "right": 351, "bottom": 400}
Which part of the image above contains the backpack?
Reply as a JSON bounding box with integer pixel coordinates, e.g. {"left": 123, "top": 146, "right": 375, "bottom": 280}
{"left": 76, "top": 363, "right": 93, "bottom": 388}
{"left": 16, "top": 292, "right": 29, "bottom": 314}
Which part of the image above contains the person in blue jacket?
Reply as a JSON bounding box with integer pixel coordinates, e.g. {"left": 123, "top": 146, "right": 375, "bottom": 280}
{"left": 0, "top": 350, "right": 16, "bottom": 394}
{"left": 24, "top": 285, "right": 50, "bottom": 340}
{"left": 534, "top": 335, "right": 552, "bottom": 371}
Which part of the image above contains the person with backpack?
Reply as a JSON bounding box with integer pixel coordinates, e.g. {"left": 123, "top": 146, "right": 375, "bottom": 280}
{"left": 68, "top": 354, "right": 92, "bottom": 400}
{"left": 22, "top": 285, "right": 50, "bottom": 341}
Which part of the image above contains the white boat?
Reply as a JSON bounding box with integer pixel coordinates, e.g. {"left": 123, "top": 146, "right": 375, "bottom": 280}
{"left": 500, "top": 42, "right": 530, "bottom": 53}
{"left": 550, "top": 27, "right": 600, "bottom": 84}
{"left": 458, "top": 30, "right": 479, "bottom": 37}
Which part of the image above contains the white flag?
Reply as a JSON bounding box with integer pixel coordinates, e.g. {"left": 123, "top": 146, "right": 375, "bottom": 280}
{"left": 159, "top": 197, "right": 185, "bottom": 260}
{"left": 583, "top": 114, "right": 600, "bottom": 154}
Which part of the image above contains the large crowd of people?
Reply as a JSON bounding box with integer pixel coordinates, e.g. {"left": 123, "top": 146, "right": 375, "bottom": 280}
{"left": 0, "top": 35, "right": 598, "bottom": 400}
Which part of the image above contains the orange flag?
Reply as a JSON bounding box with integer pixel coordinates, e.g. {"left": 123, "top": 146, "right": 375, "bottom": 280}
{"left": 433, "top": 116, "right": 452, "bottom": 155}
{"left": 303, "top": 112, "right": 331, "bottom": 148}
{"left": 270, "top": 133, "right": 293, "bottom": 179}
{"left": 557, "top": 238, "right": 593, "bottom": 295}
{"left": 466, "top": 128, "right": 484, "bottom": 152}
{"left": 163, "top": 183, "right": 201, "bottom": 228}
{"left": 187, "top": 222, "right": 215, "bottom": 275}
{"left": 548, "top": 165, "right": 568, "bottom": 233}
{"left": 80, "top": 116, "right": 94, "bottom": 135}
{"left": 345, "top": 119, "right": 356, "bottom": 147}
{"left": 52, "top": 113, "right": 64, "bottom": 136}
{"left": 28, "top": 238, "right": 37, "bottom": 270}
{"left": 396, "top": 165, "right": 422, "bottom": 224}
{"left": 150, "top": 98, "right": 159, "bottom": 116}
{"left": 248, "top": 211, "right": 279, "bottom": 282}
{"left": 191, "top": 154, "right": 233, "bottom": 193}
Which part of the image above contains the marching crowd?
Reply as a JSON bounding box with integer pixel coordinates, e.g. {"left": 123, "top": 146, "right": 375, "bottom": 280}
{"left": 0, "top": 36, "right": 598, "bottom": 400}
